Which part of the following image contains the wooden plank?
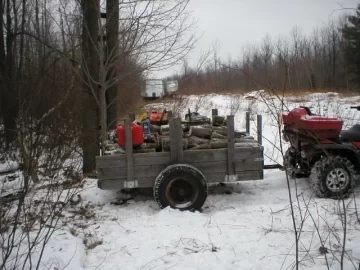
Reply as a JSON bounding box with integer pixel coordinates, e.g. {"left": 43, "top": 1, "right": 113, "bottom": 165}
{"left": 257, "top": 114, "right": 264, "bottom": 179}
{"left": 98, "top": 167, "right": 126, "bottom": 179}
{"left": 170, "top": 117, "right": 184, "bottom": 163}
{"left": 96, "top": 146, "right": 261, "bottom": 169}
{"left": 227, "top": 115, "right": 235, "bottom": 175}
{"left": 264, "top": 164, "right": 283, "bottom": 170}
{"left": 212, "top": 109, "right": 218, "bottom": 117}
{"left": 246, "top": 112, "right": 250, "bottom": 135}
{"left": 98, "top": 169, "right": 263, "bottom": 190}
{"left": 167, "top": 110, "right": 173, "bottom": 119}
{"left": 257, "top": 115, "right": 263, "bottom": 145}
{"left": 204, "top": 171, "right": 263, "bottom": 183}
{"left": 99, "top": 169, "right": 263, "bottom": 190}
{"left": 98, "top": 155, "right": 262, "bottom": 181}
{"left": 125, "top": 118, "right": 134, "bottom": 182}
{"left": 98, "top": 179, "right": 125, "bottom": 189}
{"left": 183, "top": 148, "right": 261, "bottom": 163}
{"left": 96, "top": 155, "right": 126, "bottom": 169}
{"left": 134, "top": 152, "right": 170, "bottom": 166}
{"left": 98, "top": 177, "right": 155, "bottom": 189}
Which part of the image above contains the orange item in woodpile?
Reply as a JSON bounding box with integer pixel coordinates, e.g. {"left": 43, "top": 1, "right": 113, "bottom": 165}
{"left": 149, "top": 111, "right": 168, "bottom": 125}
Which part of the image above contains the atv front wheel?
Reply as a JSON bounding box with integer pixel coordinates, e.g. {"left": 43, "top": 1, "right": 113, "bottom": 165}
{"left": 310, "top": 155, "right": 356, "bottom": 199}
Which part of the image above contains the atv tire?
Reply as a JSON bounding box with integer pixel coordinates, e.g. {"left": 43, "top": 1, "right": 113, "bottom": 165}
{"left": 153, "top": 164, "right": 208, "bottom": 211}
{"left": 310, "top": 155, "right": 356, "bottom": 199}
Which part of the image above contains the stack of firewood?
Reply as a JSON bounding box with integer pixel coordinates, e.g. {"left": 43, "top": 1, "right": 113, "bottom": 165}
{"left": 158, "top": 113, "right": 251, "bottom": 151}
{"left": 160, "top": 125, "right": 249, "bottom": 151}
{"left": 104, "top": 112, "right": 255, "bottom": 155}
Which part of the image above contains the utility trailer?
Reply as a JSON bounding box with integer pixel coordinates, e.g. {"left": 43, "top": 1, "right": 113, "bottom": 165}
{"left": 96, "top": 112, "right": 265, "bottom": 211}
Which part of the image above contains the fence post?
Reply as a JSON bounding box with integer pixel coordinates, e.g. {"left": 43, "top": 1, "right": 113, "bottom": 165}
{"left": 246, "top": 111, "right": 250, "bottom": 135}
{"left": 125, "top": 118, "right": 134, "bottom": 183}
{"left": 226, "top": 115, "right": 236, "bottom": 179}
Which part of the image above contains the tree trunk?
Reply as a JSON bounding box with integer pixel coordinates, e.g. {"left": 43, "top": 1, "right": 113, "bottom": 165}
{"left": 3, "top": 0, "right": 17, "bottom": 146}
{"left": 106, "top": 0, "right": 119, "bottom": 130}
{"left": 82, "top": 0, "right": 100, "bottom": 173}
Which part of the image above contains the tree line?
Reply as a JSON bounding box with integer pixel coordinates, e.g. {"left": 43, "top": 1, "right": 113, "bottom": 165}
{"left": 171, "top": 6, "right": 360, "bottom": 94}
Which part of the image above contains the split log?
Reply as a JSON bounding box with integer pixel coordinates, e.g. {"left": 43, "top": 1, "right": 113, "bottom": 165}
{"left": 187, "top": 136, "right": 210, "bottom": 145}
{"left": 211, "top": 132, "right": 226, "bottom": 139}
{"left": 188, "top": 144, "right": 211, "bottom": 150}
{"left": 212, "top": 115, "right": 226, "bottom": 126}
{"left": 210, "top": 140, "right": 227, "bottom": 149}
{"left": 142, "top": 143, "right": 158, "bottom": 149}
{"left": 161, "top": 137, "right": 188, "bottom": 151}
{"left": 212, "top": 127, "right": 227, "bottom": 137}
{"left": 160, "top": 125, "right": 170, "bottom": 133}
{"left": 211, "top": 127, "right": 246, "bottom": 138}
{"left": 152, "top": 125, "right": 161, "bottom": 133}
{"left": 105, "top": 143, "right": 119, "bottom": 151}
{"left": 189, "top": 126, "right": 213, "bottom": 139}
{"left": 133, "top": 148, "right": 156, "bottom": 153}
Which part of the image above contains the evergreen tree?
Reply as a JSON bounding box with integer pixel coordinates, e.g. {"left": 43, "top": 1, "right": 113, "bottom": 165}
{"left": 342, "top": 4, "right": 360, "bottom": 87}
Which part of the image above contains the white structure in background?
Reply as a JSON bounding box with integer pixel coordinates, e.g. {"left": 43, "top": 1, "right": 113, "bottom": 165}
{"left": 141, "top": 79, "right": 179, "bottom": 100}
{"left": 164, "top": 80, "right": 179, "bottom": 95}
{"left": 141, "top": 79, "right": 165, "bottom": 99}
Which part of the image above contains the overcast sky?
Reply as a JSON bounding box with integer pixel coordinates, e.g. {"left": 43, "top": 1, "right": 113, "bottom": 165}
{"left": 152, "top": 0, "right": 359, "bottom": 79}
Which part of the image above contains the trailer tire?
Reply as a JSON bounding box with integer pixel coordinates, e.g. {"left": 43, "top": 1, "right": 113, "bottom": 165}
{"left": 310, "top": 155, "right": 356, "bottom": 199}
{"left": 283, "top": 148, "right": 310, "bottom": 179}
{"left": 153, "top": 164, "right": 208, "bottom": 211}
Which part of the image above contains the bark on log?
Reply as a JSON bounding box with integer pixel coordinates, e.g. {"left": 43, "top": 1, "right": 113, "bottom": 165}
{"left": 142, "top": 143, "right": 158, "bottom": 149}
{"left": 211, "top": 132, "right": 226, "bottom": 139}
{"left": 210, "top": 140, "right": 228, "bottom": 149}
{"left": 187, "top": 136, "right": 210, "bottom": 145}
{"left": 160, "top": 125, "right": 170, "bottom": 133}
{"left": 212, "top": 115, "right": 226, "bottom": 126}
{"left": 161, "top": 137, "right": 188, "bottom": 151}
{"left": 133, "top": 148, "right": 156, "bottom": 153}
{"left": 212, "top": 127, "right": 227, "bottom": 136}
{"left": 188, "top": 143, "right": 211, "bottom": 150}
{"left": 189, "top": 126, "right": 213, "bottom": 139}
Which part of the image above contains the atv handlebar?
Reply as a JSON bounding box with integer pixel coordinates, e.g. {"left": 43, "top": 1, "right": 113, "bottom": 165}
{"left": 350, "top": 106, "right": 360, "bottom": 111}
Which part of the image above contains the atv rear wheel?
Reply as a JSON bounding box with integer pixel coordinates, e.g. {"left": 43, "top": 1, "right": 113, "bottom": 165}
{"left": 310, "top": 155, "right": 356, "bottom": 199}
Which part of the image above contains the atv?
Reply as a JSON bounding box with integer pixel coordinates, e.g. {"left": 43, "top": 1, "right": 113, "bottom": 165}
{"left": 282, "top": 105, "right": 360, "bottom": 199}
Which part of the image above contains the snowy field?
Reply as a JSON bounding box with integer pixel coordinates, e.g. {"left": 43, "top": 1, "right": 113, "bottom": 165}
{"left": 1, "top": 91, "right": 360, "bottom": 269}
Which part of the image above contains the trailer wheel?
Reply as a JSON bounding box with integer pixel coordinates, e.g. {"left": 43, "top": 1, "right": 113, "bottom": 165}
{"left": 153, "top": 164, "right": 208, "bottom": 211}
{"left": 310, "top": 155, "right": 356, "bottom": 199}
{"left": 283, "top": 148, "right": 310, "bottom": 179}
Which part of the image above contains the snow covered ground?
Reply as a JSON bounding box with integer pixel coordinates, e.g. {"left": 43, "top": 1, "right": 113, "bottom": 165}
{"left": 39, "top": 171, "right": 360, "bottom": 270}
{"left": 1, "top": 91, "right": 360, "bottom": 270}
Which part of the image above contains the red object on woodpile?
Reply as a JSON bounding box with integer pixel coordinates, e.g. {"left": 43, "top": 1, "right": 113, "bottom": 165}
{"left": 117, "top": 122, "right": 144, "bottom": 147}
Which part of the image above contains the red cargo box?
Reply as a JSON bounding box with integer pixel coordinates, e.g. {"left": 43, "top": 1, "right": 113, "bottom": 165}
{"left": 282, "top": 108, "right": 343, "bottom": 139}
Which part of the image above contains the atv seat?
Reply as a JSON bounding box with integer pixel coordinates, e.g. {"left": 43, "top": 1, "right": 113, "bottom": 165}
{"left": 341, "top": 124, "right": 360, "bottom": 141}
